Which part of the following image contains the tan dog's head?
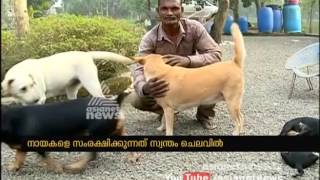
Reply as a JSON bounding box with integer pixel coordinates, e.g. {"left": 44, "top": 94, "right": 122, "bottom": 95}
{"left": 133, "top": 54, "right": 164, "bottom": 65}
{"left": 133, "top": 54, "right": 168, "bottom": 77}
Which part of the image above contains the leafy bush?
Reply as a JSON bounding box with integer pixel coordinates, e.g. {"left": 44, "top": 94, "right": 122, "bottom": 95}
{"left": 3, "top": 14, "right": 144, "bottom": 58}
{"left": 77, "top": 76, "right": 132, "bottom": 97}
{"left": 1, "top": 15, "right": 144, "bottom": 92}
{"left": 1, "top": 31, "right": 20, "bottom": 80}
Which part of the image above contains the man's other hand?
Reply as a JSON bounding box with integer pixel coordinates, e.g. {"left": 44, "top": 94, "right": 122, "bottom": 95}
{"left": 163, "top": 55, "right": 191, "bottom": 67}
{"left": 142, "top": 77, "right": 169, "bottom": 98}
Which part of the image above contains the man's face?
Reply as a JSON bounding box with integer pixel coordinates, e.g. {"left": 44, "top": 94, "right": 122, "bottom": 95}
{"left": 157, "top": 0, "right": 183, "bottom": 25}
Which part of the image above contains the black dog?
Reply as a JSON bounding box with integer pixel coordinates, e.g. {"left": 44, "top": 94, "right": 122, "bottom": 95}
{"left": 1, "top": 93, "right": 128, "bottom": 173}
{"left": 279, "top": 117, "right": 319, "bottom": 177}
{"left": 280, "top": 152, "right": 319, "bottom": 178}
{"left": 279, "top": 117, "right": 319, "bottom": 136}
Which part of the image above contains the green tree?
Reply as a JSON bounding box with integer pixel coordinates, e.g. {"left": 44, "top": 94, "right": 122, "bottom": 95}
{"left": 1, "top": 0, "right": 12, "bottom": 29}
{"left": 210, "top": 0, "right": 229, "bottom": 44}
{"left": 64, "top": 0, "right": 101, "bottom": 16}
{"left": 230, "top": 0, "right": 279, "bottom": 21}
{"left": 63, "top": 0, "right": 157, "bottom": 20}
{"left": 14, "top": 0, "right": 30, "bottom": 37}
{"left": 230, "top": 0, "right": 240, "bottom": 23}
{"left": 300, "top": 0, "right": 318, "bottom": 33}
{"left": 27, "top": 0, "right": 55, "bottom": 18}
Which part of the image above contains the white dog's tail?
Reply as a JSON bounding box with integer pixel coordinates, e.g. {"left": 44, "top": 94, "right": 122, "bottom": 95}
{"left": 87, "top": 51, "right": 133, "bottom": 64}
{"left": 231, "top": 23, "right": 246, "bottom": 68}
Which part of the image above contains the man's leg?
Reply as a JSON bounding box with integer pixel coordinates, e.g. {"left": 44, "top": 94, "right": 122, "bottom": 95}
{"left": 196, "top": 104, "right": 217, "bottom": 130}
{"left": 128, "top": 91, "right": 163, "bottom": 115}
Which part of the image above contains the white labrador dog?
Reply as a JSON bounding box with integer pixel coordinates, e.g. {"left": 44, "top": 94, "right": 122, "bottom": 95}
{"left": 1, "top": 51, "right": 132, "bottom": 105}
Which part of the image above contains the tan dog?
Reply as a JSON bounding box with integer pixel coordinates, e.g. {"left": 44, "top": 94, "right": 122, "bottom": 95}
{"left": 133, "top": 23, "right": 246, "bottom": 136}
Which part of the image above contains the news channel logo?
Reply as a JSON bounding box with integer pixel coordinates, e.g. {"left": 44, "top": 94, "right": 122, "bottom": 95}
{"left": 86, "top": 97, "right": 120, "bottom": 120}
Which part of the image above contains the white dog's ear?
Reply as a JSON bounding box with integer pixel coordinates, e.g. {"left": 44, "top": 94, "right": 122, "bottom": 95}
{"left": 132, "top": 56, "right": 146, "bottom": 65}
{"left": 8, "top": 79, "right": 14, "bottom": 86}
{"left": 1, "top": 79, "right": 14, "bottom": 96}
{"left": 28, "top": 74, "right": 36, "bottom": 85}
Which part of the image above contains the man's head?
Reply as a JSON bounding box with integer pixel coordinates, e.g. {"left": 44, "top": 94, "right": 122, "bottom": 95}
{"left": 157, "top": 0, "right": 184, "bottom": 25}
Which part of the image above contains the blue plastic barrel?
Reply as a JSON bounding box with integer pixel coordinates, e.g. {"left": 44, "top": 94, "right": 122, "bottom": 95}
{"left": 267, "top": 5, "right": 283, "bottom": 32}
{"left": 239, "top": 16, "right": 248, "bottom": 33}
{"left": 258, "top": 7, "right": 273, "bottom": 32}
{"left": 283, "top": 4, "right": 301, "bottom": 33}
{"left": 273, "top": 8, "right": 282, "bottom": 32}
{"left": 285, "top": 0, "right": 300, "bottom": 5}
{"left": 224, "top": 15, "right": 233, "bottom": 34}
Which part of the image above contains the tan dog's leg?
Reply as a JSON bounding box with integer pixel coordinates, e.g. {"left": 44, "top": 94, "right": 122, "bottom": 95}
{"left": 237, "top": 95, "right": 245, "bottom": 135}
{"left": 64, "top": 152, "right": 97, "bottom": 173}
{"left": 40, "top": 155, "right": 64, "bottom": 173}
{"left": 127, "top": 152, "right": 143, "bottom": 163}
{"left": 164, "top": 107, "right": 175, "bottom": 136}
{"left": 157, "top": 113, "right": 166, "bottom": 132}
{"left": 8, "top": 150, "right": 26, "bottom": 171}
{"left": 239, "top": 111, "right": 245, "bottom": 135}
{"left": 121, "top": 127, "right": 143, "bottom": 163}
{"left": 225, "top": 96, "right": 244, "bottom": 136}
{"left": 128, "top": 91, "right": 163, "bottom": 114}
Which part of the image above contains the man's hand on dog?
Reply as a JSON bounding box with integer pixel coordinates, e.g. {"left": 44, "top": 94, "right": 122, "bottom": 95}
{"left": 143, "top": 77, "right": 169, "bottom": 98}
{"left": 163, "top": 55, "right": 191, "bottom": 67}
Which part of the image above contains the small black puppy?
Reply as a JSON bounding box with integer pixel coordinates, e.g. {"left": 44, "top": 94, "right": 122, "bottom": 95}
{"left": 280, "top": 152, "right": 319, "bottom": 178}
{"left": 279, "top": 117, "right": 319, "bottom": 177}
{"left": 279, "top": 117, "right": 319, "bottom": 136}
{"left": 1, "top": 93, "right": 128, "bottom": 173}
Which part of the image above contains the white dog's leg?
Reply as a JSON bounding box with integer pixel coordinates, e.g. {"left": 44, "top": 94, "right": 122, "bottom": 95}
{"left": 1, "top": 97, "right": 20, "bottom": 105}
{"left": 76, "top": 64, "right": 104, "bottom": 97}
{"left": 66, "top": 84, "right": 82, "bottom": 100}
{"left": 35, "top": 79, "right": 47, "bottom": 104}
{"left": 38, "top": 97, "right": 46, "bottom": 104}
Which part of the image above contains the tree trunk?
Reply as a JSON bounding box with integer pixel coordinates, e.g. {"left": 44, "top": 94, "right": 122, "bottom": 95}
{"left": 231, "top": 0, "right": 239, "bottom": 23}
{"left": 254, "top": 0, "right": 261, "bottom": 18}
{"left": 13, "top": 0, "right": 29, "bottom": 38}
{"left": 308, "top": 0, "right": 316, "bottom": 33}
{"left": 210, "top": 0, "right": 229, "bottom": 44}
{"left": 147, "top": 0, "right": 151, "bottom": 11}
{"left": 147, "top": 0, "right": 151, "bottom": 19}
{"left": 109, "top": 0, "right": 116, "bottom": 17}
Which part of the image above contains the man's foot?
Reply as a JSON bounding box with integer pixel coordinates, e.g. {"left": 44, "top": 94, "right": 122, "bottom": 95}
{"left": 155, "top": 111, "right": 179, "bottom": 122}
{"left": 156, "top": 114, "right": 163, "bottom": 122}
{"left": 196, "top": 113, "right": 217, "bottom": 130}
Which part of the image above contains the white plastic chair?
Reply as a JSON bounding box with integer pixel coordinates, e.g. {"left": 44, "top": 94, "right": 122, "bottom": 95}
{"left": 285, "top": 42, "right": 320, "bottom": 98}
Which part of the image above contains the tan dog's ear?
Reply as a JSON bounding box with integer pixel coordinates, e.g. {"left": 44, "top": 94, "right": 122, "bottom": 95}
{"left": 132, "top": 56, "right": 146, "bottom": 65}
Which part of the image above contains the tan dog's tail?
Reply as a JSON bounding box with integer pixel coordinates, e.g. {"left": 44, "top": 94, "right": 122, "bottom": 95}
{"left": 231, "top": 23, "right": 246, "bottom": 68}
{"left": 87, "top": 51, "right": 133, "bottom": 65}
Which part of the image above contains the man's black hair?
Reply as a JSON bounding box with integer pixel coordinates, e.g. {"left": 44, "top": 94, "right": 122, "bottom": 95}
{"left": 158, "top": 0, "right": 183, "bottom": 7}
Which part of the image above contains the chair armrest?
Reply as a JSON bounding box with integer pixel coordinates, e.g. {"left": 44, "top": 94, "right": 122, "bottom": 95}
{"left": 293, "top": 67, "right": 320, "bottom": 78}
